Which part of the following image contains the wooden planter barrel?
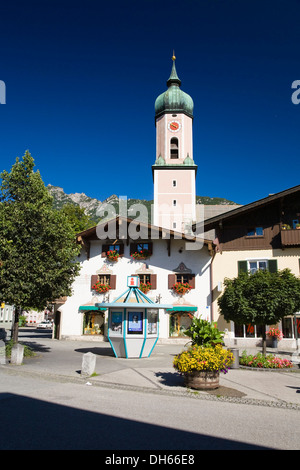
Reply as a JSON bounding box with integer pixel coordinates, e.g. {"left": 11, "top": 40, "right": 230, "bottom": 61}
{"left": 184, "top": 370, "right": 220, "bottom": 390}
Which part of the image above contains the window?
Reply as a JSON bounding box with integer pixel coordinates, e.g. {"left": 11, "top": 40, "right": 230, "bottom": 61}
{"left": 234, "top": 323, "right": 265, "bottom": 338}
{"left": 91, "top": 274, "right": 116, "bottom": 289}
{"left": 138, "top": 273, "right": 150, "bottom": 284}
{"left": 170, "top": 137, "right": 179, "bottom": 159}
{"left": 282, "top": 316, "right": 300, "bottom": 339}
{"left": 173, "top": 222, "right": 177, "bottom": 229}
{"left": 247, "top": 227, "right": 264, "bottom": 237}
{"left": 83, "top": 312, "right": 104, "bottom": 335}
{"left": 248, "top": 260, "right": 268, "bottom": 274}
{"left": 176, "top": 273, "right": 190, "bottom": 284}
{"left": 172, "top": 180, "right": 177, "bottom": 187}
{"left": 98, "top": 274, "right": 111, "bottom": 285}
{"left": 102, "top": 243, "right": 124, "bottom": 258}
{"left": 173, "top": 200, "right": 177, "bottom": 206}
{"left": 238, "top": 259, "right": 277, "bottom": 275}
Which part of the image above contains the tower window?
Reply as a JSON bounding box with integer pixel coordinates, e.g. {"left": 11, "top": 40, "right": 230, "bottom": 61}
{"left": 170, "top": 137, "right": 179, "bottom": 159}
{"left": 173, "top": 200, "right": 177, "bottom": 206}
{"left": 172, "top": 180, "right": 177, "bottom": 187}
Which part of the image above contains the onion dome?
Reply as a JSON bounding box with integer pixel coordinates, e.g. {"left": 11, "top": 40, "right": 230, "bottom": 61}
{"left": 155, "top": 54, "right": 194, "bottom": 119}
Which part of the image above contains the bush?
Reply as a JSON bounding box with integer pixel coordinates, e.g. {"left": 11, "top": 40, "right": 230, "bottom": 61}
{"left": 5, "top": 339, "right": 36, "bottom": 358}
{"left": 240, "top": 350, "right": 293, "bottom": 369}
{"left": 184, "top": 318, "right": 224, "bottom": 347}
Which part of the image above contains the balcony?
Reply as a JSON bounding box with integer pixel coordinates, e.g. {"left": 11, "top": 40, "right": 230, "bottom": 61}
{"left": 281, "top": 228, "right": 300, "bottom": 247}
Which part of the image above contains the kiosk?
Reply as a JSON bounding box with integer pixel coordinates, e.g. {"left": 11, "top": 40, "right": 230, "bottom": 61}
{"left": 96, "top": 276, "right": 172, "bottom": 358}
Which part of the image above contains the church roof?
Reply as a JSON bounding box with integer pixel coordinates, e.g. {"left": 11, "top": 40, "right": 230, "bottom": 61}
{"left": 155, "top": 56, "right": 194, "bottom": 119}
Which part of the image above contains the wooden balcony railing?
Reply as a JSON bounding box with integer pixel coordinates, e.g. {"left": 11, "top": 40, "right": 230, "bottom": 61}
{"left": 281, "top": 228, "right": 300, "bottom": 247}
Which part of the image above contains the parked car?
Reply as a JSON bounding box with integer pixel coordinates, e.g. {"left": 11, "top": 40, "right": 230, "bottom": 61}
{"left": 37, "top": 320, "right": 52, "bottom": 329}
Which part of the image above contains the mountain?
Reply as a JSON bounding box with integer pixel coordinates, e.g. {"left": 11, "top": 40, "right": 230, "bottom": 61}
{"left": 47, "top": 185, "right": 239, "bottom": 224}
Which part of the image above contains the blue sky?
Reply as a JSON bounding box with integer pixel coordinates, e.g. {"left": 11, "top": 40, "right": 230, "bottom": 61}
{"left": 0, "top": 0, "right": 299, "bottom": 205}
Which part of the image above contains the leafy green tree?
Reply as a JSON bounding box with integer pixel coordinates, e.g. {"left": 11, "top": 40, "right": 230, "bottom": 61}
{"left": 218, "top": 269, "right": 300, "bottom": 354}
{"left": 0, "top": 151, "right": 81, "bottom": 342}
{"left": 61, "top": 203, "right": 94, "bottom": 234}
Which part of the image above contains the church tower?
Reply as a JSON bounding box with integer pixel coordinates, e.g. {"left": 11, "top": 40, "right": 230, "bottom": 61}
{"left": 152, "top": 54, "right": 197, "bottom": 232}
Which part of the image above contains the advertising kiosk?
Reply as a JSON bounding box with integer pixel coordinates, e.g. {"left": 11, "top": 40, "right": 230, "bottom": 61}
{"left": 96, "top": 276, "right": 172, "bottom": 358}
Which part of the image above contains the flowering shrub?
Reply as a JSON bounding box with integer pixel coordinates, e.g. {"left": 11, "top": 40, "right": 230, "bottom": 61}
{"left": 240, "top": 351, "right": 293, "bottom": 369}
{"left": 172, "top": 282, "right": 192, "bottom": 295}
{"left": 131, "top": 250, "right": 150, "bottom": 260}
{"left": 106, "top": 250, "right": 119, "bottom": 262}
{"left": 139, "top": 282, "right": 151, "bottom": 294}
{"left": 267, "top": 327, "right": 283, "bottom": 340}
{"left": 92, "top": 282, "right": 111, "bottom": 294}
{"left": 173, "top": 344, "right": 234, "bottom": 374}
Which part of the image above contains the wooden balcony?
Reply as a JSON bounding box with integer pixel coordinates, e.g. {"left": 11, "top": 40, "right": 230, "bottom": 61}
{"left": 281, "top": 228, "right": 300, "bottom": 247}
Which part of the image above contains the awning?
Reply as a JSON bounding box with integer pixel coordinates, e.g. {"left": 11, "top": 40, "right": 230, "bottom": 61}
{"left": 166, "top": 306, "right": 197, "bottom": 313}
{"left": 79, "top": 306, "right": 107, "bottom": 312}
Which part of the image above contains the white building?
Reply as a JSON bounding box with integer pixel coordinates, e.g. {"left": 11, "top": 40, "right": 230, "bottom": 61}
{"left": 56, "top": 217, "right": 213, "bottom": 341}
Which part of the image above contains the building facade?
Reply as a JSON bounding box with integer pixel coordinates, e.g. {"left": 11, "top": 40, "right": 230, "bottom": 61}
{"left": 56, "top": 218, "right": 213, "bottom": 341}
{"left": 197, "top": 185, "right": 300, "bottom": 351}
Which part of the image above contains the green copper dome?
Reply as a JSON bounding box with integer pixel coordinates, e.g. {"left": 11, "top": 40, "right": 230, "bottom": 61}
{"left": 155, "top": 58, "right": 194, "bottom": 119}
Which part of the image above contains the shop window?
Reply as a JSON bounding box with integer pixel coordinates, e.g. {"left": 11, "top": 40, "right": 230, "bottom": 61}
{"left": 234, "top": 323, "right": 265, "bottom": 338}
{"left": 169, "top": 312, "right": 193, "bottom": 337}
{"left": 83, "top": 312, "right": 104, "bottom": 335}
{"left": 282, "top": 316, "right": 300, "bottom": 339}
{"left": 147, "top": 309, "right": 158, "bottom": 335}
{"left": 127, "top": 311, "right": 143, "bottom": 335}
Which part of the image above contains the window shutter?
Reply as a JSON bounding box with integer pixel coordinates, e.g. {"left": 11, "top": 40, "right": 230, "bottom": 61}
{"left": 110, "top": 275, "right": 117, "bottom": 289}
{"left": 238, "top": 261, "right": 248, "bottom": 274}
{"left": 189, "top": 274, "right": 196, "bottom": 289}
{"left": 168, "top": 274, "right": 176, "bottom": 289}
{"left": 91, "top": 275, "right": 98, "bottom": 289}
{"left": 119, "top": 244, "right": 124, "bottom": 256}
{"left": 268, "top": 259, "right": 278, "bottom": 273}
{"left": 148, "top": 242, "right": 153, "bottom": 255}
{"left": 150, "top": 274, "right": 157, "bottom": 290}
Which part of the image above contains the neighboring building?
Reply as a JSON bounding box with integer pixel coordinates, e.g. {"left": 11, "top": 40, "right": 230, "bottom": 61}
{"left": 55, "top": 217, "right": 213, "bottom": 341}
{"left": 0, "top": 303, "right": 14, "bottom": 333}
{"left": 195, "top": 184, "right": 300, "bottom": 351}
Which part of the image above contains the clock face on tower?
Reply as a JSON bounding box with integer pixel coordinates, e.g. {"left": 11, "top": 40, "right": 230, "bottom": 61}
{"left": 168, "top": 120, "right": 181, "bottom": 132}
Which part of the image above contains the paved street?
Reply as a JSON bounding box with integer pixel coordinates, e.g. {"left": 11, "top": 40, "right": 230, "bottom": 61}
{"left": 1, "top": 328, "right": 300, "bottom": 451}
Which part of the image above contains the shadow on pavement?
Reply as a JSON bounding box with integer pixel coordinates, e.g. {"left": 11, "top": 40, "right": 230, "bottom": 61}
{"left": 0, "top": 393, "right": 271, "bottom": 450}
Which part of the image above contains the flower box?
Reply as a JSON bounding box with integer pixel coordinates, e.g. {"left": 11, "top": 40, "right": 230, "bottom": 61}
{"left": 92, "top": 282, "right": 111, "bottom": 294}
{"left": 172, "top": 282, "right": 192, "bottom": 295}
{"left": 139, "top": 282, "right": 151, "bottom": 294}
{"left": 106, "top": 250, "right": 119, "bottom": 262}
{"left": 131, "top": 250, "right": 150, "bottom": 260}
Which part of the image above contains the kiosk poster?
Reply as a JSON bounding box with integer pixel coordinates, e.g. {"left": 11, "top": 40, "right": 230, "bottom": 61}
{"left": 111, "top": 312, "right": 122, "bottom": 334}
{"left": 128, "top": 311, "right": 143, "bottom": 334}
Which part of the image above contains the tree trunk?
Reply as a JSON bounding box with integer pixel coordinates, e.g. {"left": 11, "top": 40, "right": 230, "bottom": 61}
{"left": 11, "top": 306, "right": 21, "bottom": 343}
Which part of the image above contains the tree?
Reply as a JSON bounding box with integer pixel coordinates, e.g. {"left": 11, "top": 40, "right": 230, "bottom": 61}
{"left": 60, "top": 203, "right": 94, "bottom": 234}
{"left": 217, "top": 269, "right": 300, "bottom": 354}
{"left": 0, "top": 151, "right": 81, "bottom": 342}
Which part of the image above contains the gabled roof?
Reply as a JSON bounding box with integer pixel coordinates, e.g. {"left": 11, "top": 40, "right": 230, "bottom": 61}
{"left": 194, "top": 184, "right": 300, "bottom": 232}
{"left": 76, "top": 215, "right": 213, "bottom": 251}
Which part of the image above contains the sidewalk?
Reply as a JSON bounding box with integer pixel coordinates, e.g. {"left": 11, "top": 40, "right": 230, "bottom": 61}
{"left": 1, "top": 334, "right": 300, "bottom": 409}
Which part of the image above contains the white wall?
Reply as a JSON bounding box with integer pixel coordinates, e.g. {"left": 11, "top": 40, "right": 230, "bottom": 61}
{"left": 59, "top": 238, "right": 212, "bottom": 339}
